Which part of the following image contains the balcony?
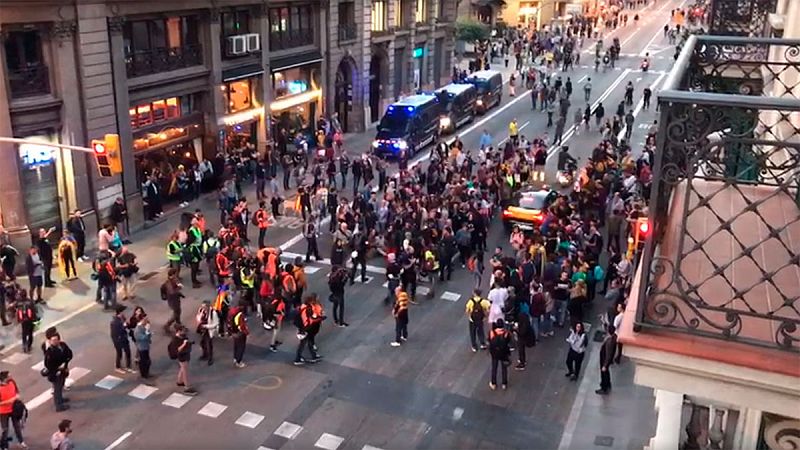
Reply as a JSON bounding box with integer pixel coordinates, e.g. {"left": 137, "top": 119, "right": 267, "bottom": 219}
{"left": 708, "top": 0, "right": 777, "bottom": 36}
{"left": 125, "top": 44, "right": 203, "bottom": 78}
{"left": 635, "top": 35, "right": 800, "bottom": 353}
{"left": 338, "top": 23, "right": 357, "bottom": 42}
{"left": 270, "top": 30, "right": 314, "bottom": 51}
{"left": 7, "top": 64, "right": 50, "bottom": 98}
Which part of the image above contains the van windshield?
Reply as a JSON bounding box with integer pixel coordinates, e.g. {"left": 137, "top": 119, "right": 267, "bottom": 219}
{"left": 471, "top": 79, "right": 490, "bottom": 93}
{"left": 378, "top": 112, "right": 410, "bottom": 134}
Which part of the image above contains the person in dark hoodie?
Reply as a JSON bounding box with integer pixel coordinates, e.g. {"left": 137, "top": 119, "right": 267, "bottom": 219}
{"left": 42, "top": 328, "right": 73, "bottom": 412}
{"left": 110, "top": 305, "right": 133, "bottom": 375}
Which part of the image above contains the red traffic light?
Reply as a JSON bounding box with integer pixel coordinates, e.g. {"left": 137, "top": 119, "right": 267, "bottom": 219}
{"left": 638, "top": 220, "right": 650, "bottom": 235}
{"left": 92, "top": 140, "right": 106, "bottom": 154}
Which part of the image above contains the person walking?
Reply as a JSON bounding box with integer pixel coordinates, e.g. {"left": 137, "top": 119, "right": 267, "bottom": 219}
{"left": 514, "top": 307, "right": 534, "bottom": 371}
{"left": 624, "top": 109, "right": 635, "bottom": 139}
{"left": 168, "top": 326, "right": 197, "bottom": 395}
{"left": 261, "top": 295, "right": 285, "bottom": 353}
{"left": 0, "top": 371, "right": 26, "bottom": 449}
{"left": 303, "top": 213, "right": 322, "bottom": 261}
{"left": 116, "top": 246, "right": 138, "bottom": 301}
{"left": 110, "top": 305, "right": 134, "bottom": 375}
{"left": 43, "top": 328, "right": 73, "bottom": 412}
{"left": 166, "top": 232, "right": 183, "bottom": 279}
{"left": 50, "top": 419, "right": 75, "bottom": 450}
{"left": 294, "top": 294, "right": 325, "bottom": 365}
{"left": 595, "top": 102, "right": 605, "bottom": 128}
{"left": 553, "top": 115, "right": 566, "bottom": 146}
{"left": 465, "top": 289, "right": 490, "bottom": 352}
{"left": 390, "top": 286, "right": 409, "bottom": 347}
{"left": 596, "top": 325, "right": 618, "bottom": 395}
{"left": 643, "top": 86, "right": 652, "bottom": 110}
{"left": 488, "top": 319, "right": 511, "bottom": 390}
{"left": 133, "top": 315, "right": 152, "bottom": 380}
{"left": 195, "top": 300, "right": 218, "bottom": 366}
{"left": 162, "top": 269, "right": 184, "bottom": 333}
{"left": 328, "top": 265, "right": 348, "bottom": 327}
{"left": 15, "top": 296, "right": 37, "bottom": 354}
{"left": 57, "top": 233, "right": 78, "bottom": 281}
{"left": 565, "top": 322, "right": 588, "bottom": 381}
{"left": 583, "top": 78, "right": 592, "bottom": 102}
{"left": 36, "top": 227, "right": 56, "bottom": 288}
{"left": 229, "top": 303, "right": 250, "bottom": 368}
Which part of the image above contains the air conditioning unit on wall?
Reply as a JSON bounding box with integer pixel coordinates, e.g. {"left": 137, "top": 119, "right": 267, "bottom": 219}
{"left": 245, "top": 33, "right": 261, "bottom": 52}
{"left": 227, "top": 35, "right": 247, "bottom": 56}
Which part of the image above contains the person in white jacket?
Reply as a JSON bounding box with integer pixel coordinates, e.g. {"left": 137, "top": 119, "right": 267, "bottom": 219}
{"left": 196, "top": 301, "right": 219, "bottom": 366}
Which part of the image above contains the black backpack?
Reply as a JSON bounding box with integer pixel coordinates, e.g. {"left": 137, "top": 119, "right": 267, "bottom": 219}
{"left": 167, "top": 339, "right": 179, "bottom": 360}
{"left": 160, "top": 281, "right": 168, "bottom": 301}
{"left": 489, "top": 330, "right": 510, "bottom": 360}
{"left": 469, "top": 297, "right": 485, "bottom": 322}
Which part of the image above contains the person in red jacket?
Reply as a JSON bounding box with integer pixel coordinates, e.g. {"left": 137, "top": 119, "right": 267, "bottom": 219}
{"left": 0, "top": 371, "right": 26, "bottom": 448}
{"left": 294, "top": 294, "right": 325, "bottom": 365}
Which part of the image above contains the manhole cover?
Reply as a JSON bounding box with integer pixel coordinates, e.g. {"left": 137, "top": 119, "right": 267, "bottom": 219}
{"left": 594, "top": 435, "right": 614, "bottom": 447}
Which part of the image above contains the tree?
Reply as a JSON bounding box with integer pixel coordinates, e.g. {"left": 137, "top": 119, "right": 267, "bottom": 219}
{"left": 456, "top": 19, "right": 490, "bottom": 43}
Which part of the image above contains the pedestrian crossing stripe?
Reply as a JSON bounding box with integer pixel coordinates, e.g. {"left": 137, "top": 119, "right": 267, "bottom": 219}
{"left": 304, "top": 266, "right": 321, "bottom": 274}
{"left": 441, "top": 291, "right": 461, "bottom": 302}
{"left": 2, "top": 352, "right": 31, "bottom": 365}
{"left": 362, "top": 446, "right": 384, "bottom": 450}
{"left": 162, "top": 392, "right": 193, "bottom": 409}
{"left": 236, "top": 411, "right": 265, "bottom": 428}
{"left": 66, "top": 367, "right": 91, "bottom": 387}
{"left": 128, "top": 384, "right": 158, "bottom": 399}
{"left": 198, "top": 401, "right": 228, "bottom": 418}
{"left": 315, "top": 433, "right": 345, "bottom": 450}
{"left": 417, "top": 286, "right": 431, "bottom": 296}
{"left": 274, "top": 421, "right": 303, "bottom": 439}
{"left": 31, "top": 360, "right": 44, "bottom": 371}
{"left": 95, "top": 375, "right": 124, "bottom": 390}
{"left": 357, "top": 276, "right": 374, "bottom": 284}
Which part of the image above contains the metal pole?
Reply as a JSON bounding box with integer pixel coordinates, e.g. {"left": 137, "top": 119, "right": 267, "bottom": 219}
{"left": 0, "top": 136, "right": 96, "bottom": 154}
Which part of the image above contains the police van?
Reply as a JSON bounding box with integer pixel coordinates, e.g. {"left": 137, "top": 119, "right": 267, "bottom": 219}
{"left": 372, "top": 94, "right": 441, "bottom": 158}
{"left": 435, "top": 83, "right": 477, "bottom": 134}
{"left": 465, "top": 70, "right": 503, "bottom": 114}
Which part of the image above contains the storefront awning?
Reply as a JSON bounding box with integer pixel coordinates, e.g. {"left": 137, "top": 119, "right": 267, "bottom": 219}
{"left": 223, "top": 64, "right": 265, "bottom": 82}
{"left": 270, "top": 50, "right": 323, "bottom": 73}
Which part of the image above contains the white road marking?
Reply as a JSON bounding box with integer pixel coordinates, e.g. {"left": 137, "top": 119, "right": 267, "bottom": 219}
{"left": 617, "top": 72, "right": 667, "bottom": 143}
{"left": 162, "top": 392, "right": 193, "bottom": 408}
{"left": 128, "top": 384, "right": 158, "bottom": 399}
{"left": 258, "top": 447, "right": 276, "bottom": 450}
{"left": 452, "top": 407, "right": 465, "bottom": 421}
{"left": 441, "top": 291, "right": 461, "bottom": 302}
{"left": 1, "top": 300, "right": 97, "bottom": 355}
{"left": 274, "top": 421, "right": 303, "bottom": 440}
{"left": 25, "top": 389, "right": 54, "bottom": 411}
{"left": 2, "top": 352, "right": 31, "bottom": 365}
{"left": 315, "top": 433, "right": 345, "bottom": 450}
{"left": 576, "top": 74, "right": 588, "bottom": 83}
{"left": 557, "top": 332, "right": 602, "bottom": 450}
{"left": 103, "top": 431, "right": 132, "bottom": 450}
{"left": 197, "top": 401, "right": 228, "bottom": 418}
{"left": 304, "top": 266, "right": 321, "bottom": 274}
{"left": 639, "top": 0, "right": 688, "bottom": 57}
{"left": 31, "top": 360, "right": 44, "bottom": 371}
{"left": 363, "top": 446, "right": 384, "bottom": 450}
{"left": 236, "top": 411, "right": 265, "bottom": 428}
{"left": 417, "top": 286, "right": 431, "bottom": 296}
{"left": 66, "top": 367, "right": 91, "bottom": 387}
{"left": 95, "top": 375, "right": 124, "bottom": 390}
{"left": 281, "top": 251, "right": 386, "bottom": 274}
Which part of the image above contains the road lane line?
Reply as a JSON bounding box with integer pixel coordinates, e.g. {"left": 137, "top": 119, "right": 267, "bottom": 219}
{"left": 104, "top": 431, "right": 132, "bottom": 450}
{"left": 639, "top": 0, "right": 688, "bottom": 56}
{"left": 546, "top": 68, "right": 633, "bottom": 160}
{"left": 1, "top": 300, "right": 97, "bottom": 355}
{"left": 25, "top": 389, "right": 53, "bottom": 411}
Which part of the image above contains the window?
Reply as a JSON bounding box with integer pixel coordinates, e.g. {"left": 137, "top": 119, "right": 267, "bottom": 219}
{"left": 129, "top": 96, "right": 188, "bottom": 129}
{"left": 4, "top": 30, "right": 44, "bottom": 70}
{"left": 222, "top": 79, "right": 254, "bottom": 114}
{"left": 269, "top": 5, "right": 315, "bottom": 50}
{"left": 340, "top": 1, "right": 356, "bottom": 25}
{"left": 432, "top": 0, "right": 441, "bottom": 21}
{"left": 395, "top": 0, "right": 406, "bottom": 27}
{"left": 222, "top": 9, "right": 250, "bottom": 36}
{"left": 123, "top": 16, "right": 199, "bottom": 55}
{"left": 415, "top": 0, "right": 426, "bottom": 23}
{"left": 372, "top": 0, "right": 387, "bottom": 32}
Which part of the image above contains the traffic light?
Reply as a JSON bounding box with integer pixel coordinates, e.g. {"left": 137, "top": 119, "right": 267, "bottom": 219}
{"left": 92, "top": 134, "right": 122, "bottom": 177}
{"left": 634, "top": 217, "right": 650, "bottom": 249}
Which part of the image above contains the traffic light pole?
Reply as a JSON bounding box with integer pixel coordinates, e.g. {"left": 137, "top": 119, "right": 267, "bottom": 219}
{"left": 0, "top": 136, "right": 97, "bottom": 153}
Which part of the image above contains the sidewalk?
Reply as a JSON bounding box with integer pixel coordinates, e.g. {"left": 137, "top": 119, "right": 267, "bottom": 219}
{"left": 557, "top": 332, "right": 658, "bottom": 450}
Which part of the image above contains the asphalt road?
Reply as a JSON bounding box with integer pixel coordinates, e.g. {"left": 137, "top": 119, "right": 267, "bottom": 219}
{"left": 2, "top": 2, "right": 681, "bottom": 448}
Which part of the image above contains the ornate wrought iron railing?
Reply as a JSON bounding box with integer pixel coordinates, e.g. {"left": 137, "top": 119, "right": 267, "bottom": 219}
{"left": 125, "top": 44, "right": 203, "bottom": 78}
{"left": 707, "top": 0, "right": 777, "bottom": 37}
{"left": 8, "top": 64, "right": 51, "bottom": 98}
{"left": 636, "top": 35, "right": 800, "bottom": 352}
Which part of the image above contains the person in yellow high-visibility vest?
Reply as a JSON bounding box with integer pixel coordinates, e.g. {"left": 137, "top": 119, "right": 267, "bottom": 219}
{"left": 166, "top": 232, "right": 183, "bottom": 279}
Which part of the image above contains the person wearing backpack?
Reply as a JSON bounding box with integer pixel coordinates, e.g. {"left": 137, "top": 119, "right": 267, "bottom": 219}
{"left": 228, "top": 303, "right": 250, "bottom": 368}
{"left": 16, "top": 295, "right": 37, "bottom": 354}
{"left": 294, "top": 294, "right": 325, "bottom": 365}
{"left": 162, "top": 269, "right": 184, "bottom": 334}
{"left": 0, "top": 371, "right": 26, "bottom": 449}
{"left": 167, "top": 325, "right": 196, "bottom": 395}
{"left": 464, "top": 289, "right": 490, "bottom": 352}
{"left": 488, "top": 319, "right": 511, "bottom": 390}
{"left": 202, "top": 231, "right": 221, "bottom": 286}
{"left": 261, "top": 295, "right": 285, "bottom": 353}
{"left": 195, "top": 300, "right": 218, "bottom": 366}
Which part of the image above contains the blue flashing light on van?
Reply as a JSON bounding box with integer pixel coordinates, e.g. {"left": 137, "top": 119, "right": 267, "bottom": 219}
{"left": 372, "top": 94, "right": 442, "bottom": 159}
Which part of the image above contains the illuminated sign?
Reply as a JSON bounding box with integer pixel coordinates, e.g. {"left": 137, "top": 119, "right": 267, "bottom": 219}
{"left": 219, "top": 107, "right": 265, "bottom": 126}
{"left": 412, "top": 47, "right": 425, "bottom": 58}
{"left": 287, "top": 80, "right": 309, "bottom": 95}
{"left": 19, "top": 138, "right": 57, "bottom": 168}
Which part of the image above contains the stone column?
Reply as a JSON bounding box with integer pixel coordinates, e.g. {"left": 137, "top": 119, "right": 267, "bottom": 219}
{"left": 258, "top": 2, "right": 272, "bottom": 155}
{"left": 51, "top": 20, "right": 93, "bottom": 215}
{"left": 0, "top": 35, "right": 30, "bottom": 240}
{"left": 207, "top": 8, "right": 226, "bottom": 155}
{"left": 107, "top": 16, "right": 145, "bottom": 231}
